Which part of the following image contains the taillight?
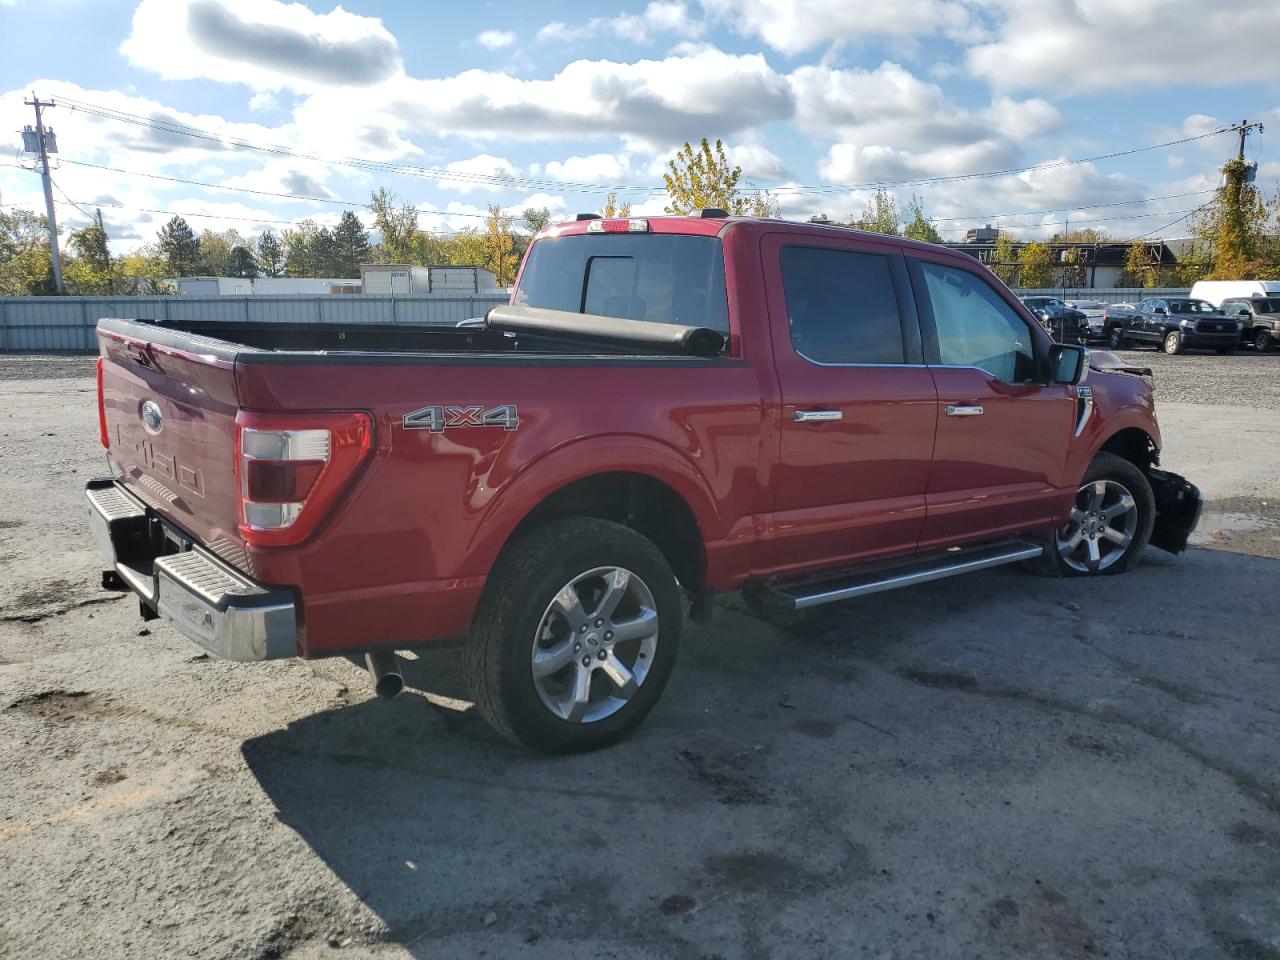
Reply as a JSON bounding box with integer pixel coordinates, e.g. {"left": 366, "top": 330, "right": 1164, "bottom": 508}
{"left": 96, "top": 357, "right": 109, "bottom": 449}
{"left": 235, "top": 411, "right": 373, "bottom": 547}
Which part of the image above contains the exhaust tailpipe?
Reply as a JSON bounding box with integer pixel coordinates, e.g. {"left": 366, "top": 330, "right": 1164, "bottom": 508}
{"left": 365, "top": 651, "right": 404, "bottom": 699}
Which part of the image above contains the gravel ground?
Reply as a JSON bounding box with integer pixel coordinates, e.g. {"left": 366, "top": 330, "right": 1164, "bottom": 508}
{"left": 2, "top": 354, "right": 1280, "bottom": 960}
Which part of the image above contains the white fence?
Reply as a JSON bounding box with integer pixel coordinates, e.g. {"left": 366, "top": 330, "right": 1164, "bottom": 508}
{"left": 0, "top": 293, "right": 511, "bottom": 351}
{"left": 0, "top": 288, "right": 1191, "bottom": 352}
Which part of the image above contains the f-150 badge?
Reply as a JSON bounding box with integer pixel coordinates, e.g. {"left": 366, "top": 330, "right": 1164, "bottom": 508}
{"left": 403, "top": 404, "right": 520, "bottom": 432}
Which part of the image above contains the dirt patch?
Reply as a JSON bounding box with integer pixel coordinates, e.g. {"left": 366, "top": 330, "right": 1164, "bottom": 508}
{"left": 677, "top": 748, "right": 769, "bottom": 806}
{"left": 7, "top": 689, "right": 92, "bottom": 721}
{"left": 1193, "top": 497, "right": 1280, "bottom": 559}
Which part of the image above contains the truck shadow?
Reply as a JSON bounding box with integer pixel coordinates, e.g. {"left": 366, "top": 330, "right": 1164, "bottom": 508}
{"left": 239, "top": 549, "right": 1280, "bottom": 957}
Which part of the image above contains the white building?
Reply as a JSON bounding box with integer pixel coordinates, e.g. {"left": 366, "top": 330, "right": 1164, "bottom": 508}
{"left": 360, "top": 264, "right": 498, "bottom": 295}
{"left": 175, "top": 277, "right": 362, "bottom": 296}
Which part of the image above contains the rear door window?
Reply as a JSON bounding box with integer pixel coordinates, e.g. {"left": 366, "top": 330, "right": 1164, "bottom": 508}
{"left": 515, "top": 233, "right": 729, "bottom": 332}
{"left": 780, "top": 246, "right": 906, "bottom": 364}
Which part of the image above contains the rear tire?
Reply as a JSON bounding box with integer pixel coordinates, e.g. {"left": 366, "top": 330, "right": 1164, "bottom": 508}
{"left": 1108, "top": 326, "right": 1125, "bottom": 349}
{"left": 1163, "top": 331, "right": 1182, "bottom": 355}
{"left": 463, "top": 517, "right": 682, "bottom": 753}
{"left": 1030, "top": 452, "right": 1154, "bottom": 578}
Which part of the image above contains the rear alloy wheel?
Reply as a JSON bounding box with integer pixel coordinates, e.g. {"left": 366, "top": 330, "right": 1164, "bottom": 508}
{"left": 464, "top": 517, "right": 681, "bottom": 753}
{"left": 1108, "top": 327, "right": 1125, "bottom": 349}
{"left": 1163, "top": 331, "right": 1182, "bottom": 354}
{"left": 1048, "top": 453, "right": 1154, "bottom": 577}
{"left": 1256, "top": 329, "right": 1273, "bottom": 353}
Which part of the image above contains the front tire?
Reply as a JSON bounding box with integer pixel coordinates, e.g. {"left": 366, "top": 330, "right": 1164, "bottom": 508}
{"left": 1033, "top": 453, "right": 1154, "bottom": 577}
{"left": 463, "top": 517, "right": 682, "bottom": 753}
{"left": 1256, "top": 329, "right": 1273, "bottom": 353}
{"left": 1163, "top": 331, "right": 1182, "bottom": 354}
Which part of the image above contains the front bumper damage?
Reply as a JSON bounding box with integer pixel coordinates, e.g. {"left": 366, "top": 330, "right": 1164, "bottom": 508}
{"left": 1147, "top": 468, "right": 1204, "bottom": 555}
{"left": 86, "top": 478, "right": 298, "bottom": 661}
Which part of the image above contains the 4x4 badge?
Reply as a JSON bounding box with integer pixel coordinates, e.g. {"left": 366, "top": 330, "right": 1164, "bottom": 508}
{"left": 403, "top": 404, "right": 520, "bottom": 433}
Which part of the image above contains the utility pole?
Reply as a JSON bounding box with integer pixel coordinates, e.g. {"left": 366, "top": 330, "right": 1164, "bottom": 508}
{"left": 23, "top": 92, "right": 64, "bottom": 294}
{"left": 1236, "top": 119, "right": 1263, "bottom": 161}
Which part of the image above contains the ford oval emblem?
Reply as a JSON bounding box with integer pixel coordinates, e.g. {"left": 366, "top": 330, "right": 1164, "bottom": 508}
{"left": 141, "top": 400, "right": 163, "bottom": 434}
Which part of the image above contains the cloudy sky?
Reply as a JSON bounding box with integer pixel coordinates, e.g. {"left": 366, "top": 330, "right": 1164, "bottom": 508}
{"left": 1, "top": 0, "right": 1276, "bottom": 252}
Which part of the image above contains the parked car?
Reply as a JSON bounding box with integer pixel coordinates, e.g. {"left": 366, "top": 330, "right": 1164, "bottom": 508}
{"left": 1105, "top": 297, "right": 1240, "bottom": 354}
{"left": 85, "top": 214, "right": 1203, "bottom": 753}
{"left": 1189, "top": 279, "right": 1280, "bottom": 309}
{"left": 1019, "top": 296, "right": 1090, "bottom": 344}
{"left": 1066, "top": 299, "right": 1109, "bottom": 342}
{"left": 1220, "top": 296, "right": 1280, "bottom": 352}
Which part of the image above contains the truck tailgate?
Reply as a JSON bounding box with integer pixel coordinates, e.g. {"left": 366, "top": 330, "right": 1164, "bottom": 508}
{"left": 98, "top": 326, "right": 248, "bottom": 571}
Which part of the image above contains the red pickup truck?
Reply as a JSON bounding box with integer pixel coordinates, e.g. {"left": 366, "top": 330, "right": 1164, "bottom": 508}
{"left": 86, "top": 213, "right": 1201, "bottom": 752}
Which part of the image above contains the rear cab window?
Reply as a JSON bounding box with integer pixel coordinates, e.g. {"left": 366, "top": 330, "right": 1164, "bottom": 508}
{"left": 515, "top": 232, "right": 729, "bottom": 334}
{"left": 779, "top": 246, "right": 906, "bottom": 364}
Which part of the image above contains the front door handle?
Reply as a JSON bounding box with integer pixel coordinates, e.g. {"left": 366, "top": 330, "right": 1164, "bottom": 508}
{"left": 793, "top": 409, "right": 843, "bottom": 423}
{"left": 945, "top": 404, "right": 984, "bottom": 417}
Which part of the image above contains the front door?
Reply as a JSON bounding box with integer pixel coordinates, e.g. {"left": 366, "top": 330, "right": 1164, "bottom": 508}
{"left": 909, "top": 257, "right": 1077, "bottom": 549}
{"left": 762, "top": 234, "right": 938, "bottom": 578}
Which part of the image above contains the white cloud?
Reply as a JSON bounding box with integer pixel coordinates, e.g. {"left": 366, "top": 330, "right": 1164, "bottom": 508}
{"left": 436, "top": 153, "right": 521, "bottom": 194}
{"left": 699, "top": 0, "right": 978, "bottom": 55}
{"left": 379, "top": 48, "right": 793, "bottom": 147}
{"left": 476, "top": 30, "right": 515, "bottom": 50}
{"left": 541, "top": 153, "right": 635, "bottom": 184}
{"left": 537, "top": 1, "right": 703, "bottom": 45}
{"left": 724, "top": 144, "right": 790, "bottom": 182}
{"left": 982, "top": 97, "right": 1065, "bottom": 140}
{"left": 120, "top": 0, "right": 402, "bottom": 93}
{"left": 968, "top": 0, "right": 1280, "bottom": 93}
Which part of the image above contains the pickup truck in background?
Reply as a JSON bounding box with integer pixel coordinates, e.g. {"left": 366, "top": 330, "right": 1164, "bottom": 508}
{"left": 86, "top": 214, "right": 1203, "bottom": 753}
{"left": 1018, "top": 296, "right": 1091, "bottom": 345}
{"left": 1220, "top": 296, "right": 1280, "bottom": 352}
{"left": 1103, "top": 296, "right": 1241, "bottom": 354}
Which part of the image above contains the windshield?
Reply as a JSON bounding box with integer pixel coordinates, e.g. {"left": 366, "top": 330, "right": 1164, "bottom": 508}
{"left": 1167, "top": 299, "right": 1217, "bottom": 314}
{"left": 1255, "top": 299, "right": 1280, "bottom": 314}
{"left": 515, "top": 233, "right": 729, "bottom": 332}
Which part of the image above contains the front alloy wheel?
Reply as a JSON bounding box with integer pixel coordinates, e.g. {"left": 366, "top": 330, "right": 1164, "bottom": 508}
{"left": 531, "top": 566, "right": 659, "bottom": 723}
{"left": 1163, "top": 331, "right": 1182, "bottom": 354}
{"left": 1057, "top": 480, "right": 1140, "bottom": 573}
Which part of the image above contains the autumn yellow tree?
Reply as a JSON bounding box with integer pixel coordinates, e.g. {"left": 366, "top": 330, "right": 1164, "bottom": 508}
{"left": 600, "top": 193, "right": 632, "bottom": 217}
{"left": 663, "top": 138, "right": 779, "bottom": 217}
{"left": 992, "top": 233, "right": 1018, "bottom": 285}
{"left": 1017, "top": 241, "right": 1056, "bottom": 288}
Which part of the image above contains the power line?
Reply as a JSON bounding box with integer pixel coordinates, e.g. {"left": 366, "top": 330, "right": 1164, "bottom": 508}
{"left": 54, "top": 93, "right": 1240, "bottom": 197}
{"left": 57, "top": 157, "right": 493, "bottom": 220}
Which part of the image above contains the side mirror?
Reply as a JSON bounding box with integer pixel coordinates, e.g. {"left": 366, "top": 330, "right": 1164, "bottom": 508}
{"left": 1238, "top": 308, "right": 1251, "bottom": 316}
{"left": 1050, "top": 343, "right": 1088, "bottom": 385}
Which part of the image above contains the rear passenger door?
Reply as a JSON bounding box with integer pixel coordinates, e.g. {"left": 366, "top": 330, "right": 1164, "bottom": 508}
{"left": 762, "top": 234, "right": 937, "bottom": 577}
{"left": 909, "top": 256, "right": 1077, "bottom": 548}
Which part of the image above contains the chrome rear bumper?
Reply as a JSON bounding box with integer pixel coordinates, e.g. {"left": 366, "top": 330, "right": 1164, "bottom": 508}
{"left": 86, "top": 479, "right": 297, "bottom": 661}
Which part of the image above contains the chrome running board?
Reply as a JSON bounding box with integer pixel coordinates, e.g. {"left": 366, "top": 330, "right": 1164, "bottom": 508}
{"left": 754, "top": 539, "right": 1044, "bottom": 612}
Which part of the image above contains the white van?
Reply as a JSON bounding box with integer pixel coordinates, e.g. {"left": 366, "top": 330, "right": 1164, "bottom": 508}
{"left": 1188, "top": 280, "right": 1280, "bottom": 308}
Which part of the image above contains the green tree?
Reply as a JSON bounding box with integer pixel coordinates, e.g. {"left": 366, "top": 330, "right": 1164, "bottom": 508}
{"left": 256, "top": 231, "right": 285, "bottom": 277}
{"left": 228, "top": 245, "right": 259, "bottom": 278}
{"left": 850, "top": 188, "right": 900, "bottom": 236}
{"left": 370, "top": 188, "right": 435, "bottom": 264}
{"left": 663, "top": 138, "right": 778, "bottom": 216}
{"left": 331, "top": 211, "right": 371, "bottom": 278}
{"left": 66, "top": 210, "right": 118, "bottom": 295}
{"left": 195, "top": 229, "right": 234, "bottom": 276}
{"left": 600, "top": 193, "right": 633, "bottom": 218}
{"left": 992, "top": 233, "right": 1018, "bottom": 284}
{"left": 1017, "top": 241, "right": 1055, "bottom": 287}
{"left": 901, "top": 194, "right": 941, "bottom": 243}
{"left": 119, "top": 244, "right": 173, "bottom": 294}
{"left": 156, "top": 216, "right": 199, "bottom": 277}
{"left": 522, "top": 207, "right": 552, "bottom": 235}
{"left": 483, "top": 204, "right": 518, "bottom": 286}
{"left": 1121, "top": 241, "right": 1155, "bottom": 288}
{"left": 1192, "top": 159, "right": 1280, "bottom": 278}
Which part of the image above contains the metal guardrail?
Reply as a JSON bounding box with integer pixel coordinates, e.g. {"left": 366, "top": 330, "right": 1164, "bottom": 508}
{"left": 0, "top": 288, "right": 1189, "bottom": 352}
{"left": 0, "top": 293, "right": 512, "bottom": 351}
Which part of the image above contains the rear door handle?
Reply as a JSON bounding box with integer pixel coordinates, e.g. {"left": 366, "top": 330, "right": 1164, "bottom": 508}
{"left": 945, "top": 404, "right": 984, "bottom": 417}
{"left": 793, "top": 409, "right": 843, "bottom": 423}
